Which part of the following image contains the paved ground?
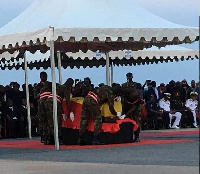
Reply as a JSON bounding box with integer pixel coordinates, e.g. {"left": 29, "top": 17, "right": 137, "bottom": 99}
{"left": 0, "top": 128, "right": 199, "bottom": 174}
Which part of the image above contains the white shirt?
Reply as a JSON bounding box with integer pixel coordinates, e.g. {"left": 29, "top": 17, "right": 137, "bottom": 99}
{"left": 185, "top": 99, "right": 198, "bottom": 111}
{"left": 159, "top": 98, "right": 170, "bottom": 112}
{"left": 9, "top": 106, "right": 13, "bottom": 111}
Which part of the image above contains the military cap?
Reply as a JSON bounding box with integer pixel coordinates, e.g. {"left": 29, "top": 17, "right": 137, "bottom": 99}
{"left": 126, "top": 72, "right": 133, "bottom": 77}
{"left": 160, "top": 83, "right": 165, "bottom": 87}
{"left": 164, "top": 93, "right": 171, "bottom": 96}
{"left": 190, "top": 92, "right": 198, "bottom": 96}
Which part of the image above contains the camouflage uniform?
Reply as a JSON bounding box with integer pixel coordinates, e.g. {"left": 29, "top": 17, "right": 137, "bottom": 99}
{"left": 79, "top": 86, "right": 117, "bottom": 137}
{"left": 72, "top": 82, "right": 84, "bottom": 97}
{"left": 45, "top": 80, "right": 73, "bottom": 144}
{"left": 122, "top": 87, "right": 142, "bottom": 132}
{"left": 122, "top": 81, "right": 136, "bottom": 89}
{"left": 72, "top": 81, "right": 94, "bottom": 98}
{"left": 34, "top": 81, "right": 51, "bottom": 139}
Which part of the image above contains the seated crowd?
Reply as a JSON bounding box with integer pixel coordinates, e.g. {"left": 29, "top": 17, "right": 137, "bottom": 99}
{"left": 0, "top": 72, "right": 199, "bottom": 140}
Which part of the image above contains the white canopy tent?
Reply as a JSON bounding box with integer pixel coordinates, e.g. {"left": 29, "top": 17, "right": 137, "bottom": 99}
{"left": 0, "top": 0, "right": 199, "bottom": 150}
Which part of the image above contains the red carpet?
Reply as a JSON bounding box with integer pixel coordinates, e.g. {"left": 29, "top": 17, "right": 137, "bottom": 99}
{"left": 140, "top": 130, "right": 199, "bottom": 137}
{"left": 0, "top": 139, "right": 194, "bottom": 150}
{"left": 0, "top": 130, "right": 197, "bottom": 150}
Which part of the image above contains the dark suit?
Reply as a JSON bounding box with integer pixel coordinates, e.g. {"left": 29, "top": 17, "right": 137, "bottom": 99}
{"left": 4, "top": 106, "right": 18, "bottom": 138}
{"left": 146, "top": 87, "right": 162, "bottom": 102}
{"left": 17, "top": 105, "right": 28, "bottom": 138}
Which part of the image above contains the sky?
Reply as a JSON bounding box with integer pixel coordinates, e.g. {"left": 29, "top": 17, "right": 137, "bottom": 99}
{"left": 0, "top": 0, "right": 199, "bottom": 87}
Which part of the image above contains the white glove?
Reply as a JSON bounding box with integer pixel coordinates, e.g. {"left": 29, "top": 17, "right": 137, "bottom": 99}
{"left": 116, "top": 96, "right": 121, "bottom": 102}
{"left": 117, "top": 112, "right": 121, "bottom": 117}
{"left": 62, "top": 114, "right": 66, "bottom": 121}
{"left": 119, "top": 114, "right": 126, "bottom": 120}
{"left": 70, "top": 112, "right": 75, "bottom": 122}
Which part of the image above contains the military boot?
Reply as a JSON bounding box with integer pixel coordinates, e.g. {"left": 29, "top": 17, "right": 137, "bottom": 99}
{"left": 44, "top": 136, "right": 55, "bottom": 145}
{"left": 77, "top": 135, "right": 85, "bottom": 145}
{"left": 41, "top": 135, "right": 44, "bottom": 143}
{"left": 92, "top": 135, "right": 105, "bottom": 145}
{"left": 59, "top": 137, "right": 64, "bottom": 145}
{"left": 133, "top": 130, "right": 140, "bottom": 142}
{"left": 133, "top": 136, "right": 140, "bottom": 142}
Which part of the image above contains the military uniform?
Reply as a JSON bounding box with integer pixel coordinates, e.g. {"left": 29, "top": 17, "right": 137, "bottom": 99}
{"left": 122, "top": 87, "right": 142, "bottom": 141}
{"left": 122, "top": 81, "right": 136, "bottom": 89}
{"left": 45, "top": 80, "right": 73, "bottom": 144}
{"left": 185, "top": 97, "right": 198, "bottom": 127}
{"left": 158, "top": 94, "right": 182, "bottom": 129}
{"left": 158, "top": 97, "right": 171, "bottom": 129}
{"left": 79, "top": 86, "right": 117, "bottom": 144}
{"left": 122, "top": 87, "right": 142, "bottom": 122}
{"left": 170, "top": 97, "right": 183, "bottom": 128}
{"left": 34, "top": 81, "right": 51, "bottom": 141}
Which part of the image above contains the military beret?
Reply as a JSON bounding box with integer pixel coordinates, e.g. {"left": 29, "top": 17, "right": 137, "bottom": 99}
{"left": 126, "top": 72, "right": 133, "bottom": 77}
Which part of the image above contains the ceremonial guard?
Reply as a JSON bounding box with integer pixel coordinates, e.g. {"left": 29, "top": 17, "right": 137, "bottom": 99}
{"left": 34, "top": 72, "right": 51, "bottom": 143}
{"left": 82, "top": 77, "right": 95, "bottom": 97}
{"left": 78, "top": 85, "right": 118, "bottom": 145}
{"left": 45, "top": 78, "right": 74, "bottom": 145}
{"left": 122, "top": 86, "right": 143, "bottom": 142}
{"left": 122, "top": 72, "right": 136, "bottom": 89}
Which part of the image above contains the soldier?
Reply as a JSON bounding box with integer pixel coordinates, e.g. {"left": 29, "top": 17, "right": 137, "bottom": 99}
{"left": 82, "top": 77, "right": 94, "bottom": 97}
{"left": 185, "top": 92, "right": 198, "bottom": 128}
{"left": 45, "top": 78, "right": 74, "bottom": 145}
{"left": 72, "top": 77, "right": 94, "bottom": 98}
{"left": 122, "top": 72, "right": 136, "bottom": 89}
{"left": 78, "top": 85, "right": 118, "bottom": 145}
{"left": 33, "top": 72, "right": 51, "bottom": 143}
{"left": 122, "top": 86, "right": 143, "bottom": 142}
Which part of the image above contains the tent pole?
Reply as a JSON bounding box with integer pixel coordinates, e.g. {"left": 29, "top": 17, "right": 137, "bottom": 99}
{"left": 57, "top": 51, "right": 62, "bottom": 85}
{"left": 110, "top": 62, "right": 113, "bottom": 85}
{"left": 50, "top": 27, "right": 59, "bottom": 150}
{"left": 106, "top": 52, "right": 110, "bottom": 86}
{"left": 199, "top": 52, "right": 200, "bottom": 112}
{"left": 24, "top": 52, "right": 32, "bottom": 139}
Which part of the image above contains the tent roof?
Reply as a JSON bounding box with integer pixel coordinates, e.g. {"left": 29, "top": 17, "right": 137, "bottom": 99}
{"left": 0, "top": 0, "right": 198, "bottom": 55}
{"left": 1, "top": 45, "right": 198, "bottom": 70}
{"left": 0, "top": 0, "right": 195, "bottom": 34}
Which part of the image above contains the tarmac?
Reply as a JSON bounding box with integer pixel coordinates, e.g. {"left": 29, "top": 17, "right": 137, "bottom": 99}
{"left": 0, "top": 128, "right": 199, "bottom": 174}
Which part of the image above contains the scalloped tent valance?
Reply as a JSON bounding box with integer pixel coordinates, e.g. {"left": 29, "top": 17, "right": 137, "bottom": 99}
{"left": 0, "top": 45, "right": 198, "bottom": 70}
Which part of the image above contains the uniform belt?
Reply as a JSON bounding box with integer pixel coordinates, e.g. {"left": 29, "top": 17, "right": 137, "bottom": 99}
{"left": 88, "top": 91, "right": 98, "bottom": 103}
{"left": 126, "top": 99, "right": 143, "bottom": 105}
{"left": 48, "top": 94, "right": 62, "bottom": 103}
{"left": 39, "top": 92, "right": 51, "bottom": 99}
